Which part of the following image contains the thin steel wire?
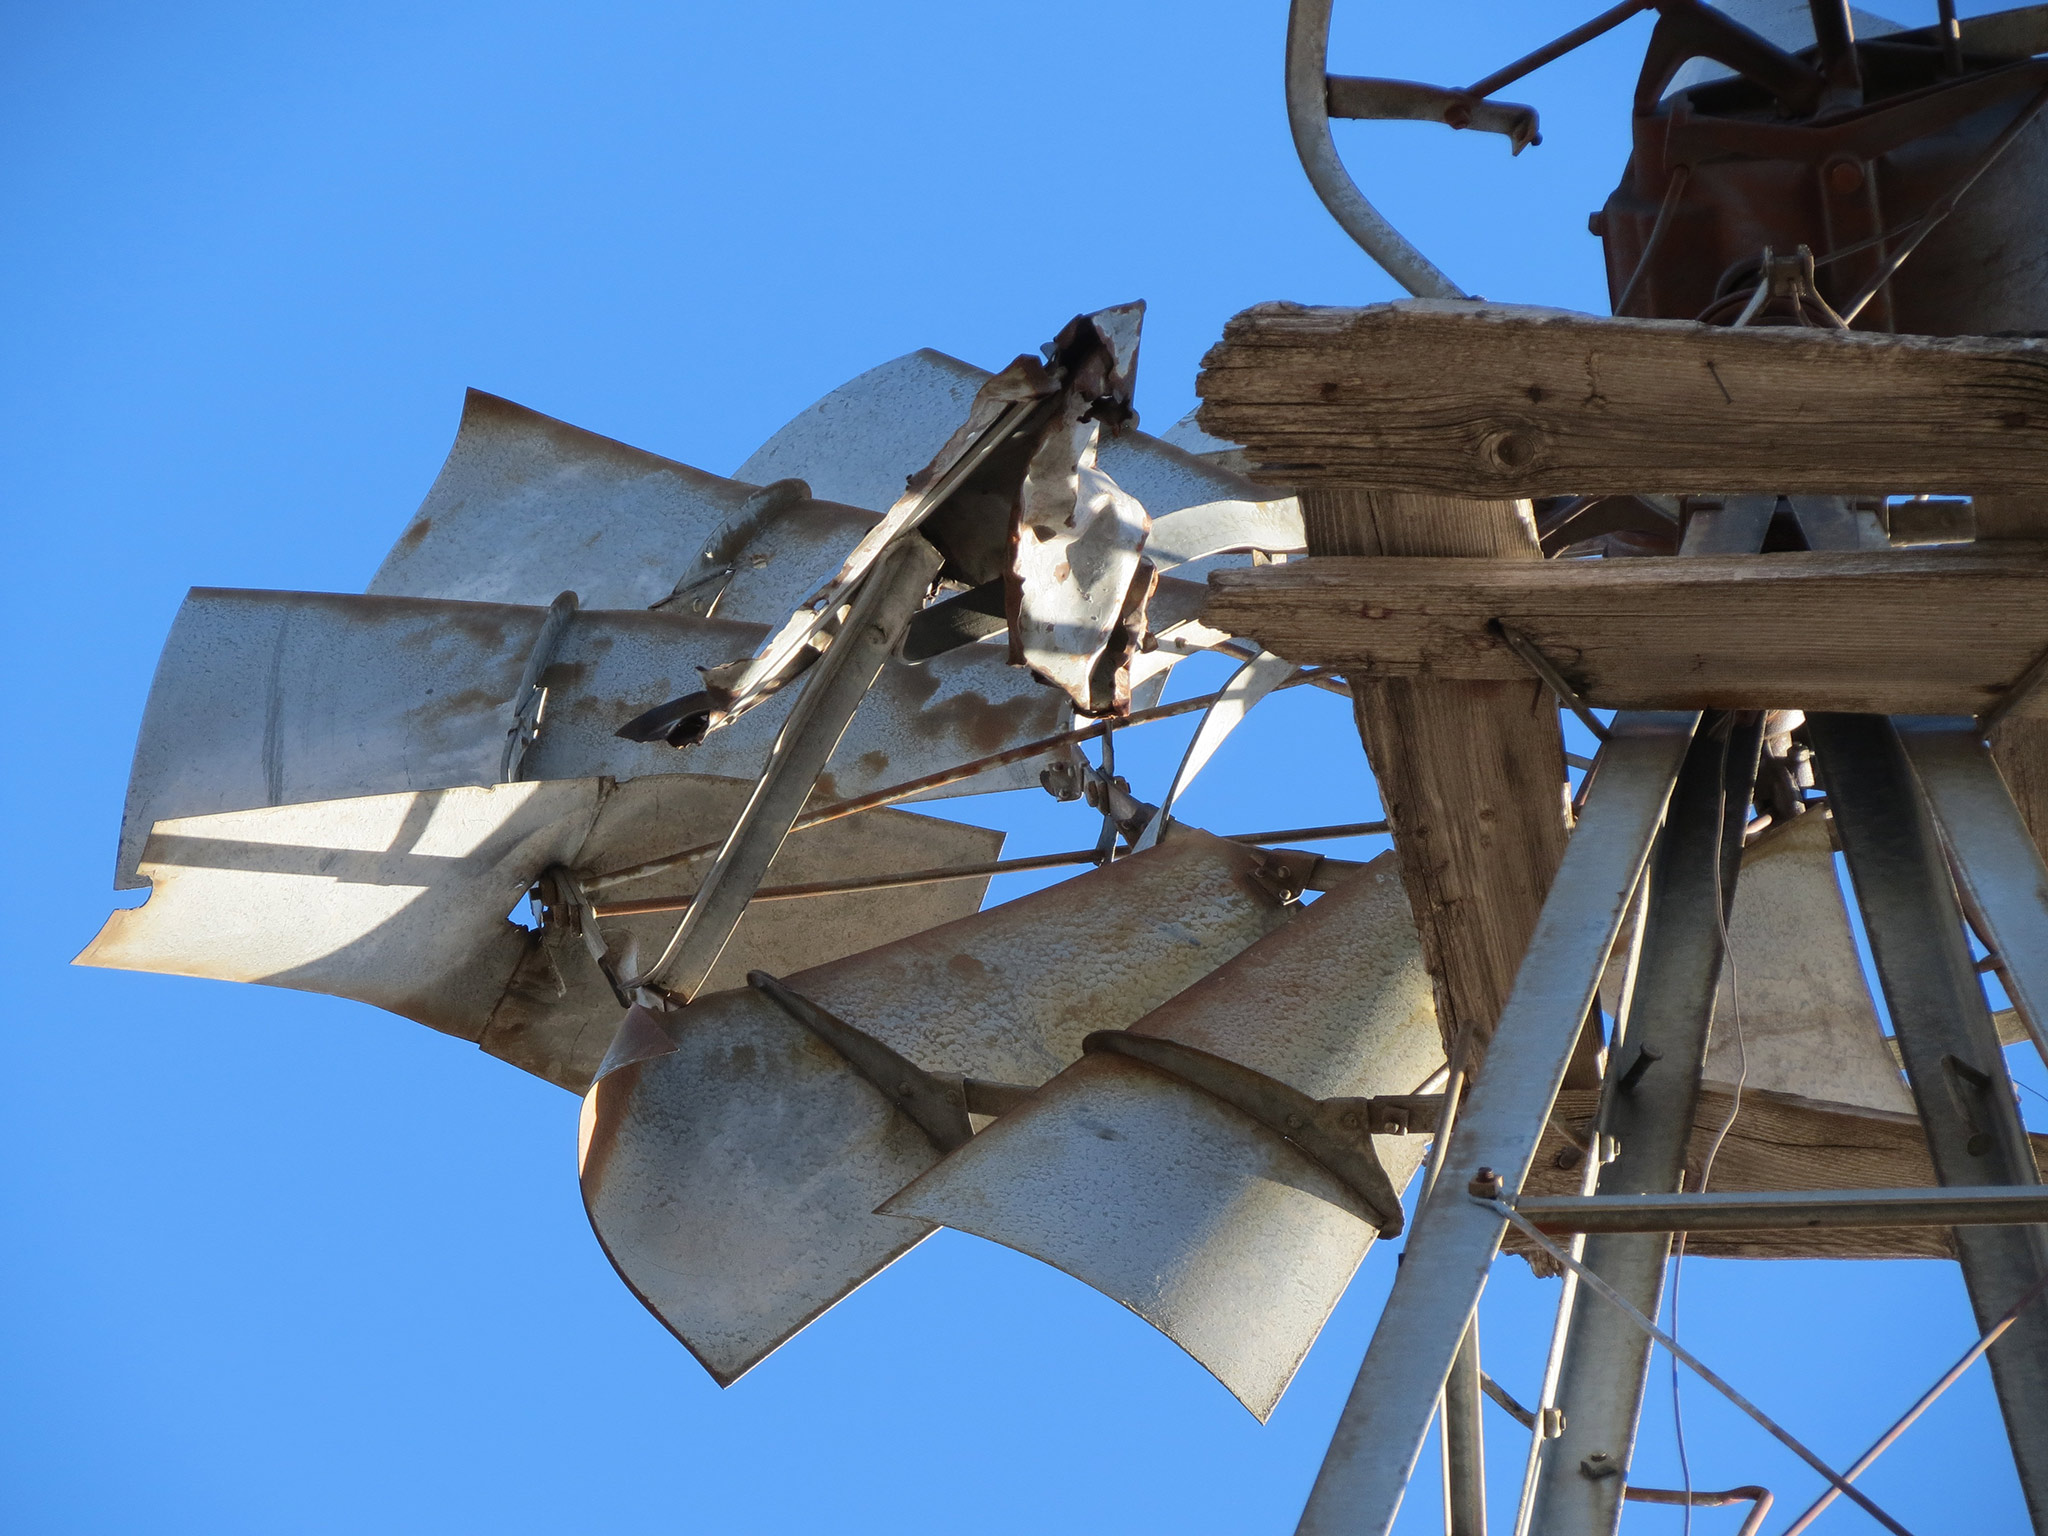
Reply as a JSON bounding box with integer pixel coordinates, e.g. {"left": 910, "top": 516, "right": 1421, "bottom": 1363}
{"left": 1484, "top": 1198, "right": 1916, "bottom": 1536}
{"left": 1780, "top": 1267, "right": 2048, "bottom": 1534}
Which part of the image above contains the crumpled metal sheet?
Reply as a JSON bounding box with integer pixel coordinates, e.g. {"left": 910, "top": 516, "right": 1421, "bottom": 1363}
{"left": 367, "top": 389, "right": 882, "bottom": 625}
{"left": 78, "top": 775, "right": 1002, "bottom": 1092}
{"left": 644, "top": 305, "right": 1162, "bottom": 745}
{"left": 735, "top": 348, "right": 1296, "bottom": 545}
{"left": 882, "top": 851, "right": 1442, "bottom": 1420}
{"left": 1003, "top": 306, "right": 1156, "bottom": 716}
{"left": 578, "top": 830, "right": 1296, "bottom": 1384}
{"left": 112, "top": 587, "right": 1067, "bottom": 887}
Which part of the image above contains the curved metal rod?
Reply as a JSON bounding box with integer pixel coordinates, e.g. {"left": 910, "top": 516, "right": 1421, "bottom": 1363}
{"left": 1286, "top": 0, "right": 1468, "bottom": 297}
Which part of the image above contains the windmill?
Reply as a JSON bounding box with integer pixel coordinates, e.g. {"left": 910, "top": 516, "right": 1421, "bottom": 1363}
{"left": 72, "top": 0, "right": 2048, "bottom": 1533}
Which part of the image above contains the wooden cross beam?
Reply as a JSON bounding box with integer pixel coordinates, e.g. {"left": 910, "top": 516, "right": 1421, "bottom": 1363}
{"left": 1196, "top": 300, "right": 2048, "bottom": 498}
{"left": 1206, "top": 547, "right": 2048, "bottom": 718}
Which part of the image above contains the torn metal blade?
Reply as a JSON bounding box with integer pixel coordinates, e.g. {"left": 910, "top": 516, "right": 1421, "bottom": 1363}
{"left": 733, "top": 348, "right": 1299, "bottom": 563}
{"left": 881, "top": 851, "right": 1442, "bottom": 1420}
{"left": 77, "top": 776, "right": 1001, "bottom": 1092}
{"left": 113, "top": 588, "right": 1066, "bottom": 888}
{"left": 577, "top": 830, "right": 1296, "bottom": 1385}
{"left": 367, "top": 388, "right": 880, "bottom": 625}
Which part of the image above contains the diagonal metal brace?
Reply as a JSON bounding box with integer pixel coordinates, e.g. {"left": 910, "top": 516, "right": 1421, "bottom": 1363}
{"left": 749, "top": 972, "right": 1032, "bottom": 1152}
{"left": 1083, "top": 1029, "right": 1407, "bottom": 1235}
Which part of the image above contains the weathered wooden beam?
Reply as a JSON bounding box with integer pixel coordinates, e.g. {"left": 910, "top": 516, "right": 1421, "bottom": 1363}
{"left": 1304, "top": 489, "right": 1574, "bottom": 1072}
{"left": 1979, "top": 494, "right": 2048, "bottom": 864}
{"left": 1207, "top": 547, "right": 2048, "bottom": 717}
{"left": 1195, "top": 300, "right": 2048, "bottom": 497}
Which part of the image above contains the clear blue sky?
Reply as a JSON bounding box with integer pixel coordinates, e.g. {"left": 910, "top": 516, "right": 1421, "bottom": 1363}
{"left": 2, "top": 2, "right": 2033, "bottom": 1532}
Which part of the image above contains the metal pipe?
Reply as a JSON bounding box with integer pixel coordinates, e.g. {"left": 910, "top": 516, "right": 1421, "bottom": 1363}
{"left": 1492, "top": 622, "right": 1610, "bottom": 743}
{"left": 626, "top": 538, "right": 942, "bottom": 998}
{"left": 1779, "top": 1267, "right": 2048, "bottom": 1535}
{"left": 1443, "top": 1320, "right": 1488, "bottom": 1536}
{"left": 1512, "top": 1185, "right": 2048, "bottom": 1233}
{"left": 1492, "top": 1199, "right": 1912, "bottom": 1536}
{"left": 1840, "top": 82, "right": 2048, "bottom": 324}
{"left": 1463, "top": 0, "right": 1655, "bottom": 99}
{"left": 587, "top": 828, "right": 1378, "bottom": 917}
{"left": 1622, "top": 1485, "right": 1772, "bottom": 1536}
{"left": 580, "top": 670, "right": 1329, "bottom": 896}
{"left": 1813, "top": 711, "right": 2048, "bottom": 1532}
{"left": 1527, "top": 714, "right": 1760, "bottom": 1536}
{"left": 1294, "top": 712, "right": 1698, "bottom": 1536}
{"left": 1284, "top": 0, "right": 1467, "bottom": 297}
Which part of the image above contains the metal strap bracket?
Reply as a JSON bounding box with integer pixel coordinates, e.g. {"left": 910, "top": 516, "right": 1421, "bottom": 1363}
{"left": 1083, "top": 1029, "right": 1408, "bottom": 1235}
{"left": 500, "top": 590, "right": 579, "bottom": 782}
{"left": 749, "top": 972, "right": 1033, "bottom": 1153}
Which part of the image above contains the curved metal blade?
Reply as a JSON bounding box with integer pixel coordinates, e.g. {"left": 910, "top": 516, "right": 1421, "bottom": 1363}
{"left": 881, "top": 851, "right": 1442, "bottom": 1420}
{"left": 578, "top": 830, "right": 1296, "bottom": 1385}
{"left": 734, "top": 348, "right": 1299, "bottom": 555}
{"left": 367, "top": 388, "right": 880, "bottom": 623}
{"left": 112, "top": 588, "right": 1067, "bottom": 887}
{"left": 1133, "top": 649, "right": 1298, "bottom": 853}
{"left": 78, "top": 775, "right": 1002, "bottom": 1091}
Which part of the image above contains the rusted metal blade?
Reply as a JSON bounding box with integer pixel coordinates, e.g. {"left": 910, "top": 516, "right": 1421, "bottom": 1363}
{"left": 76, "top": 776, "right": 1000, "bottom": 1091}
{"left": 112, "top": 587, "right": 1065, "bottom": 888}
{"left": 881, "top": 852, "right": 1443, "bottom": 1420}
{"left": 368, "top": 389, "right": 886, "bottom": 624}
{"left": 577, "top": 830, "right": 1297, "bottom": 1385}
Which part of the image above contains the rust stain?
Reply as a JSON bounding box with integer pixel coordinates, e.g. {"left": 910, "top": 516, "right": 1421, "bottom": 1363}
{"left": 397, "top": 516, "right": 434, "bottom": 552}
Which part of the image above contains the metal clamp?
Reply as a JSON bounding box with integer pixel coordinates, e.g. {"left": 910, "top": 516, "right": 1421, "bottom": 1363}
{"left": 500, "top": 591, "right": 579, "bottom": 781}
{"left": 749, "top": 973, "right": 1033, "bottom": 1152}
{"left": 1083, "top": 1029, "right": 1407, "bottom": 1235}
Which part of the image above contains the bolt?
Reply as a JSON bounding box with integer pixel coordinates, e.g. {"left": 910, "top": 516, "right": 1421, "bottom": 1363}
{"left": 1468, "top": 1166, "right": 1503, "bottom": 1200}
{"left": 1827, "top": 159, "right": 1866, "bottom": 195}
{"left": 1580, "top": 1451, "right": 1619, "bottom": 1480}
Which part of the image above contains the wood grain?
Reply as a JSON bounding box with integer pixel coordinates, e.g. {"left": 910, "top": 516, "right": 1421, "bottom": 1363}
{"left": 1305, "top": 489, "right": 1574, "bottom": 1073}
{"left": 1196, "top": 300, "right": 2048, "bottom": 497}
{"left": 1207, "top": 547, "right": 2048, "bottom": 717}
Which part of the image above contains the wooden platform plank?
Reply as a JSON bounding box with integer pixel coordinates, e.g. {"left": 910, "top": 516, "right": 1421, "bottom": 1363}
{"left": 1196, "top": 300, "right": 2048, "bottom": 497}
{"left": 1207, "top": 547, "right": 2048, "bottom": 717}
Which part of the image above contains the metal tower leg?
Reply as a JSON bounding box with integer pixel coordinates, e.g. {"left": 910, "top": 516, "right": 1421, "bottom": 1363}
{"left": 1442, "top": 1320, "right": 1486, "bottom": 1536}
{"left": 1812, "top": 712, "right": 2048, "bottom": 1534}
{"left": 1295, "top": 712, "right": 1699, "bottom": 1536}
{"left": 1524, "top": 714, "right": 1762, "bottom": 1536}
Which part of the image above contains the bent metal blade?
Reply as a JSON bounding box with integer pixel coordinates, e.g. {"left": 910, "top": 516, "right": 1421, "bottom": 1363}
{"left": 367, "top": 388, "right": 881, "bottom": 624}
{"left": 113, "top": 587, "right": 1066, "bottom": 887}
{"left": 733, "top": 347, "right": 1302, "bottom": 571}
{"left": 578, "top": 830, "right": 1297, "bottom": 1385}
{"left": 76, "top": 775, "right": 1001, "bottom": 1092}
{"left": 882, "top": 849, "right": 1442, "bottom": 1420}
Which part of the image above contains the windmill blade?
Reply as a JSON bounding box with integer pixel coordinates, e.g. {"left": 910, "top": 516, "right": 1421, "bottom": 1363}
{"left": 1527, "top": 810, "right": 1935, "bottom": 1262}
{"left": 733, "top": 347, "right": 1300, "bottom": 568}
{"left": 881, "top": 851, "right": 1441, "bottom": 1420}
{"left": 112, "top": 588, "right": 1068, "bottom": 888}
{"left": 367, "top": 388, "right": 880, "bottom": 624}
{"left": 1699, "top": 809, "right": 1913, "bottom": 1114}
{"left": 578, "top": 830, "right": 1298, "bottom": 1385}
{"left": 78, "top": 775, "right": 1002, "bottom": 1091}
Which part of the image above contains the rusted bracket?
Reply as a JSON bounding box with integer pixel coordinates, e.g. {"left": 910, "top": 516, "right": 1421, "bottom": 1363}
{"left": 1082, "top": 1029, "right": 1409, "bottom": 1235}
{"left": 748, "top": 972, "right": 1033, "bottom": 1152}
